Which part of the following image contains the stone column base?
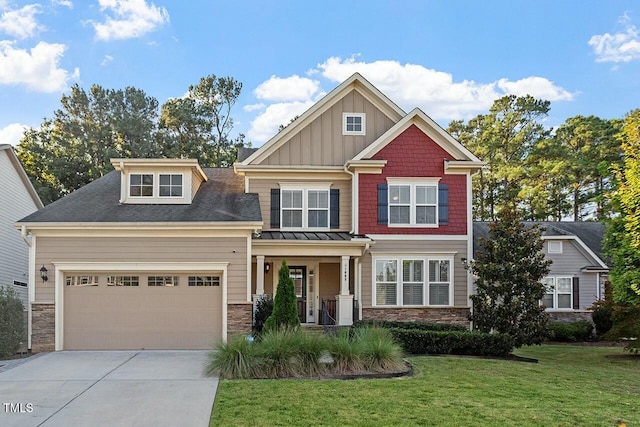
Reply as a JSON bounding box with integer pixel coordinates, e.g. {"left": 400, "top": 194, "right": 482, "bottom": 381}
{"left": 31, "top": 302, "right": 55, "bottom": 352}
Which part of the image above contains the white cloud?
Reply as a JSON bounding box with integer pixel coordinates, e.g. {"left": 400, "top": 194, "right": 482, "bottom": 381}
{"left": 245, "top": 56, "right": 575, "bottom": 144}
{"left": 254, "top": 75, "right": 321, "bottom": 102}
{"left": 246, "top": 101, "right": 314, "bottom": 142}
{"left": 52, "top": 0, "right": 73, "bottom": 8}
{"left": 91, "top": 0, "right": 169, "bottom": 41}
{"left": 243, "top": 103, "right": 265, "bottom": 112}
{"left": 0, "top": 40, "right": 78, "bottom": 92}
{"left": 101, "top": 54, "right": 113, "bottom": 65}
{"left": 0, "top": 4, "right": 43, "bottom": 39}
{"left": 0, "top": 123, "right": 28, "bottom": 146}
{"left": 588, "top": 19, "right": 640, "bottom": 63}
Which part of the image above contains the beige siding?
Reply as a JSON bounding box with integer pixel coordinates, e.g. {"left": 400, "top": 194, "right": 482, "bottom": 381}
{"left": 361, "top": 239, "right": 469, "bottom": 307}
{"left": 34, "top": 236, "right": 248, "bottom": 303}
{"left": 260, "top": 90, "right": 396, "bottom": 166}
{"left": 249, "top": 178, "right": 352, "bottom": 231}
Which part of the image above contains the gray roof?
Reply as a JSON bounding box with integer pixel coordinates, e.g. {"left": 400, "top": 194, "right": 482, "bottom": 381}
{"left": 237, "top": 147, "right": 258, "bottom": 162}
{"left": 18, "top": 168, "right": 261, "bottom": 223}
{"left": 473, "top": 221, "right": 607, "bottom": 264}
{"left": 256, "top": 231, "right": 356, "bottom": 241}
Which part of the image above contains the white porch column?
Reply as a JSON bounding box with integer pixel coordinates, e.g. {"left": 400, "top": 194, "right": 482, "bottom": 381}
{"left": 336, "top": 255, "right": 353, "bottom": 326}
{"left": 255, "top": 256, "right": 265, "bottom": 296}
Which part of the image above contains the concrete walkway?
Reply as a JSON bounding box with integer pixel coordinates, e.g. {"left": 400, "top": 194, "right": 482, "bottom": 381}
{"left": 0, "top": 350, "right": 218, "bottom": 427}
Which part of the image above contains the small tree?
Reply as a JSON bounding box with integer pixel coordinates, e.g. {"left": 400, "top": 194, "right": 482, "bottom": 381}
{"left": 263, "top": 261, "right": 300, "bottom": 331}
{"left": 0, "top": 287, "right": 25, "bottom": 358}
{"left": 469, "top": 208, "right": 551, "bottom": 348}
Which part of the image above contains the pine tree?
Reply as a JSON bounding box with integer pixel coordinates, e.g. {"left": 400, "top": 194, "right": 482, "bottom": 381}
{"left": 470, "top": 208, "right": 551, "bottom": 348}
{"left": 263, "top": 260, "right": 300, "bottom": 331}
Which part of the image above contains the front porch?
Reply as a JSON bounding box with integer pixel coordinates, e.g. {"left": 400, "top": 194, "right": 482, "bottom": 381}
{"left": 251, "top": 232, "right": 372, "bottom": 326}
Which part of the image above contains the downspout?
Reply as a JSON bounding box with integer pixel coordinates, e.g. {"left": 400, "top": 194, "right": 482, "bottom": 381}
{"left": 21, "top": 226, "right": 34, "bottom": 350}
{"left": 343, "top": 164, "right": 356, "bottom": 234}
{"left": 21, "top": 225, "right": 32, "bottom": 247}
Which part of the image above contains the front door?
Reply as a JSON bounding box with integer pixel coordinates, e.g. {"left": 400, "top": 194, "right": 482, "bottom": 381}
{"left": 289, "top": 266, "right": 306, "bottom": 323}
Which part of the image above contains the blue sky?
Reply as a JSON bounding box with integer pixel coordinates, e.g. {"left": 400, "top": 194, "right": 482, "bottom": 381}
{"left": 1, "top": 0, "right": 639, "bottom": 147}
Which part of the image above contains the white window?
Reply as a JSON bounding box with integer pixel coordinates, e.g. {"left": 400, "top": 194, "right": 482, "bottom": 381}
{"left": 281, "top": 188, "right": 330, "bottom": 230}
{"left": 547, "top": 241, "right": 563, "bottom": 254}
{"left": 148, "top": 276, "right": 179, "bottom": 287}
{"left": 66, "top": 276, "right": 99, "bottom": 287}
{"left": 374, "top": 257, "right": 452, "bottom": 306}
{"left": 541, "top": 276, "right": 573, "bottom": 309}
{"left": 188, "top": 276, "right": 220, "bottom": 286}
{"left": 343, "top": 113, "right": 365, "bottom": 135}
{"left": 159, "top": 174, "right": 183, "bottom": 197}
{"left": 388, "top": 180, "right": 439, "bottom": 226}
{"left": 107, "top": 276, "right": 139, "bottom": 287}
{"left": 129, "top": 174, "right": 154, "bottom": 197}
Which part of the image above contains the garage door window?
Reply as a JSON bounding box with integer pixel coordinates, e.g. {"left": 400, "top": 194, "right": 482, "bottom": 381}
{"left": 148, "top": 276, "right": 179, "bottom": 286}
{"left": 66, "top": 276, "right": 99, "bottom": 287}
{"left": 107, "top": 276, "right": 139, "bottom": 286}
{"left": 188, "top": 276, "right": 220, "bottom": 286}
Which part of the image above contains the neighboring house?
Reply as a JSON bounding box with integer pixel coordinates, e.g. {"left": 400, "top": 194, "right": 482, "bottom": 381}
{"left": 474, "top": 222, "right": 609, "bottom": 322}
{"left": 17, "top": 73, "right": 484, "bottom": 352}
{"left": 0, "top": 144, "right": 43, "bottom": 310}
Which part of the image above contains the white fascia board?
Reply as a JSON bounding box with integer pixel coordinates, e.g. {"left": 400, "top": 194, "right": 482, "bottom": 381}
{"left": 19, "top": 221, "right": 263, "bottom": 230}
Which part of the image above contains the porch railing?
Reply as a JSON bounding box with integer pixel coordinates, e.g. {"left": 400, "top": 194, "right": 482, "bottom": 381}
{"left": 319, "top": 299, "right": 336, "bottom": 326}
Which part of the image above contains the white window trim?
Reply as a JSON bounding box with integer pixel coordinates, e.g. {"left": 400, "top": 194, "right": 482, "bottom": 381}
{"left": 280, "top": 185, "right": 331, "bottom": 231}
{"left": 158, "top": 173, "right": 185, "bottom": 199}
{"left": 542, "top": 276, "right": 573, "bottom": 310}
{"left": 547, "top": 241, "right": 563, "bottom": 254}
{"left": 372, "top": 255, "right": 454, "bottom": 307}
{"left": 129, "top": 173, "right": 154, "bottom": 198}
{"left": 387, "top": 178, "right": 440, "bottom": 228}
{"left": 343, "top": 112, "right": 366, "bottom": 136}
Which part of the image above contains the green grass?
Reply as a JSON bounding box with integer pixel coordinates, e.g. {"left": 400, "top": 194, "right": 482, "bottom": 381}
{"left": 210, "top": 345, "right": 640, "bottom": 426}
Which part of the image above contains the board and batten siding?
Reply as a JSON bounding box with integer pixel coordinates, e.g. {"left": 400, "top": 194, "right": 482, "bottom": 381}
{"left": 361, "top": 239, "right": 469, "bottom": 308}
{"left": 544, "top": 240, "right": 600, "bottom": 310}
{"left": 259, "top": 90, "right": 396, "bottom": 166}
{"left": 34, "top": 236, "right": 249, "bottom": 303}
{"left": 249, "top": 178, "right": 352, "bottom": 231}
{"left": 0, "top": 149, "right": 40, "bottom": 308}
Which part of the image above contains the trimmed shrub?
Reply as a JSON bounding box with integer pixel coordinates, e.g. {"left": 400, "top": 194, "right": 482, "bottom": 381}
{"left": 591, "top": 302, "right": 614, "bottom": 337}
{"left": 0, "top": 287, "right": 25, "bottom": 358}
{"left": 264, "top": 261, "right": 300, "bottom": 332}
{"left": 252, "top": 294, "right": 273, "bottom": 335}
{"left": 546, "top": 321, "right": 594, "bottom": 342}
{"left": 388, "top": 328, "right": 514, "bottom": 357}
{"left": 352, "top": 320, "right": 468, "bottom": 332}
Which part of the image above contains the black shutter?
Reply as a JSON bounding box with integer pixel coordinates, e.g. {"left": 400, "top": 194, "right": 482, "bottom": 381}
{"left": 270, "top": 189, "right": 280, "bottom": 229}
{"left": 438, "top": 184, "right": 449, "bottom": 226}
{"left": 572, "top": 277, "right": 580, "bottom": 309}
{"left": 330, "top": 189, "right": 340, "bottom": 229}
{"left": 377, "top": 183, "right": 388, "bottom": 225}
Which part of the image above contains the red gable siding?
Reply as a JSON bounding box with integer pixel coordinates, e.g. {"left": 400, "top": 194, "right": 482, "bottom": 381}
{"left": 359, "top": 124, "right": 467, "bottom": 235}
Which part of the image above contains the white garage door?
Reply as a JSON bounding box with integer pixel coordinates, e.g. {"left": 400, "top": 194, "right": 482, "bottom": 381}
{"left": 64, "top": 273, "right": 222, "bottom": 350}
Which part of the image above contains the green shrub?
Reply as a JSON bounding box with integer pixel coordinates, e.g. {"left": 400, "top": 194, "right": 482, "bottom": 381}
{"left": 264, "top": 261, "right": 300, "bottom": 332}
{"left": 388, "top": 328, "right": 514, "bottom": 357}
{"left": 605, "top": 305, "right": 640, "bottom": 354}
{"left": 0, "top": 287, "right": 25, "bottom": 358}
{"left": 352, "top": 319, "right": 468, "bottom": 332}
{"left": 354, "top": 327, "right": 405, "bottom": 372}
{"left": 252, "top": 294, "right": 273, "bottom": 335}
{"left": 591, "top": 302, "right": 614, "bottom": 337}
{"left": 546, "top": 321, "right": 594, "bottom": 342}
{"left": 206, "top": 334, "right": 257, "bottom": 379}
{"left": 328, "top": 328, "right": 364, "bottom": 372}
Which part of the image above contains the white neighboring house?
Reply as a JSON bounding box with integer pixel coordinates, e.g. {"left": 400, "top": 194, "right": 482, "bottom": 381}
{"left": 0, "top": 144, "right": 43, "bottom": 310}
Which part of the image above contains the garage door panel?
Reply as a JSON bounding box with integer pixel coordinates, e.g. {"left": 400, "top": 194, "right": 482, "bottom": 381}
{"left": 64, "top": 283, "right": 222, "bottom": 350}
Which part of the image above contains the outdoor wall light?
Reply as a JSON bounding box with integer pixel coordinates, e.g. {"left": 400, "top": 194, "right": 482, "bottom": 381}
{"left": 264, "top": 263, "right": 271, "bottom": 274}
{"left": 40, "top": 265, "right": 48, "bottom": 282}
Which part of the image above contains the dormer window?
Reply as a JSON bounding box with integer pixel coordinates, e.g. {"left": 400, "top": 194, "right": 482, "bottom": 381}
{"left": 130, "top": 174, "right": 154, "bottom": 197}
{"left": 159, "top": 174, "right": 183, "bottom": 197}
{"left": 343, "top": 113, "right": 365, "bottom": 135}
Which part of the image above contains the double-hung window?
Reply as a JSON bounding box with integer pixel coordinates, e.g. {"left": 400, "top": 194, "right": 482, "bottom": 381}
{"left": 541, "top": 276, "right": 572, "bottom": 309}
{"left": 281, "top": 187, "right": 330, "bottom": 229}
{"left": 374, "top": 256, "right": 452, "bottom": 306}
{"left": 388, "top": 179, "right": 439, "bottom": 226}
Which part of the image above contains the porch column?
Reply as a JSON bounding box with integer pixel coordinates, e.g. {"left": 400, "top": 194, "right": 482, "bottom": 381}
{"left": 255, "top": 256, "right": 265, "bottom": 296}
{"left": 336, "top": 255, "right": 354, "bottom": 326}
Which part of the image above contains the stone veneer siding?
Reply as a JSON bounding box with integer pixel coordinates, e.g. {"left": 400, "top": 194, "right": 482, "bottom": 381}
{"left": 31, "top": 303, "right": 55, "bottom": 352}
{"left": 227, "top": 303, "right": 253, "bottom": 335}
{"left": 363, "top": 307, "right": 470, "bottom": 326}
{"left": 548, "top": 310, "right": 593, "bottom": 323}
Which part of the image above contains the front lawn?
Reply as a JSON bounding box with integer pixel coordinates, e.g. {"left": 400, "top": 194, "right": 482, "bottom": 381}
{"left": 210, "top": 345, "right": 639, "bottom": 426}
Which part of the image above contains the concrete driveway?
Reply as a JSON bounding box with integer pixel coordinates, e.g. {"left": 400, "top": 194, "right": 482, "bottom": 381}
{"left": 0, "top": 350, "right": 218, "bottom": 427}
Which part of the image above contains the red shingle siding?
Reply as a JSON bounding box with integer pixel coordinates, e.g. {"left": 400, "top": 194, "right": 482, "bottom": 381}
{"left": 359, "top": 125, "right": 467, "bottom": 235}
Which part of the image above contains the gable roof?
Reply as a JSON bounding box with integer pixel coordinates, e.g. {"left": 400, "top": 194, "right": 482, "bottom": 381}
{"left": 0, "top": 144, "right": 43, "bottom": 209}
{"left": 473, "top": 221, "right": 608, "bottom": 268}
{"left": 239, "top": 73, "right": 406, "bottom": 166}
{"left": 17, "top": 168, "right": 261, "bottom": 224}
{"left": 352, "top": 108, "right": 483, "bottom": 164}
